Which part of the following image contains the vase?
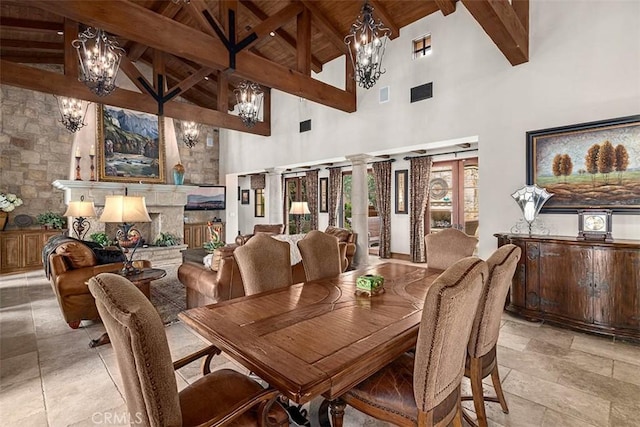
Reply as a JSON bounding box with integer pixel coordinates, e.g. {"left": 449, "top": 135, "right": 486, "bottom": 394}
{"left": 0, "top": 212, "right": 7, "bottom": 231}
{"left": 173, "top": 170, "right": 184, "bottom": 185}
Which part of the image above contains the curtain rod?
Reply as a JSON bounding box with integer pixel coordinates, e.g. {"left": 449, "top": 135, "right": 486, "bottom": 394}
{"left": 281, "top": 168, "right": 321, "bottom": 176}
{"left": 403, "top": 148, "right": 477, "bottom": 161}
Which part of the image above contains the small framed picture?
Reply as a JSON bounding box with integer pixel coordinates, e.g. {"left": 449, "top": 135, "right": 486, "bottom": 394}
{"left": 319, "top": 177, "right": 328, "bottom": 213}
{"left": 241, "top": 189, "right": 250, "bottom": 205}
{"left": 395, "top": 170, "right": 408, "bottom": 214}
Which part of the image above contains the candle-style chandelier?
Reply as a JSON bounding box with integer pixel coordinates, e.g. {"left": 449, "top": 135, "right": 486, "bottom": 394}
{"left": 234, "top": 81, "right": 263, "bottom": 128}
{"left": 72, "top": 27, "right": 125, "bottom": 97}
{"left": 182, "top": 121, "right": 200, "bottom": 148}
{"left": 344, "top": 1, "right": 391, "bottom": 89}
{"left": 54, "top": 95, "right": 90, "bottom": 133}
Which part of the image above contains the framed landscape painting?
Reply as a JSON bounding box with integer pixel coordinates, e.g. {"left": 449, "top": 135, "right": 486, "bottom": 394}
{"left": 97, "top": 104, "right": 165, "bottom": 183}
{"left": 526, "top": 115, "right": 640, "bottom": 213}
{"left": 319, "top": 177, "right": 328, "bottom": 213}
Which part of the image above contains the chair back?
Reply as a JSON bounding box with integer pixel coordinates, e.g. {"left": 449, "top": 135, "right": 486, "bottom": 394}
{"left": 413, "top": 257, "right": 487, "bottom": 413}
{"left": 425, "top": 228, "right": 478, "bottom": 270}
{"left": 234, "top": 233, "right": 293, "bottom": 296}
{"left": 297, "top": 230, "right": 342, "bottom": 281}
{"left": 253, "top": 223, "right": 285, "bottom": 234}
{"left": 88, "top": 273, "right": 181, "bottom": 427}
{"left": 468, "top": 244, "right": 521, "bottom": 358}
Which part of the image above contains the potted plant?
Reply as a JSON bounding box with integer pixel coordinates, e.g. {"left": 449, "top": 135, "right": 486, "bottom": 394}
{"left": 36, "top": 211, "right": 66, "bottom": 230}
{"left": 90, "top": 232, "right": 111, "bottom": 247}
{"left": 154, "top": 232, "right": 181, "bottom": 247}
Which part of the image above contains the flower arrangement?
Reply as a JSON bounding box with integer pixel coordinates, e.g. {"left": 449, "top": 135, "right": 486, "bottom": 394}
{"left": 0, "top": 193, "right": 23, "bottom": 212}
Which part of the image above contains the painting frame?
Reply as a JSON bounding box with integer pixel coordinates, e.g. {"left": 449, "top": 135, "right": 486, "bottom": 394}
{"left": 395, "top": 170, "right": 408, "bottom": 214}
{"left": 241, "top": 189, "right": 250, "bottom": 205}
{"left": 527, "top": 115, "right": 640, "bottom": 213}
{"left": 97, "top": 104, "right": 165, "bottom": 183}
{"left": 319, "top": 177, "right": 328, "bottom": 213}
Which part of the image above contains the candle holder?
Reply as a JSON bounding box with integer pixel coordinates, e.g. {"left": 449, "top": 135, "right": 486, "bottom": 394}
{"left": 75, "top": 156, "right": 82, "bottom": 180}
{"left": 89, "top": 154, "right": 96, "bottom": 181}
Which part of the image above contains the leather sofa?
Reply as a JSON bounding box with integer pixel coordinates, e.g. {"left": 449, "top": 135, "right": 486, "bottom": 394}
{"left": 44, "top": 236, "right": 149, "bottom": 329}
{"left": 235, "top": 223, "right": 285, "bottom": 246}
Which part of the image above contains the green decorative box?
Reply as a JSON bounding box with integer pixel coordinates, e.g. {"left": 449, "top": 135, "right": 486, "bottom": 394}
{"left": 356, "top": 274, "right": 385, "bottom": 294}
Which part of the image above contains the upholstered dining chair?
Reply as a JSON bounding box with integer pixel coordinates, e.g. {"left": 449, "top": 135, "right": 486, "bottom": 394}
{"left": 425, "top": 228, "right": 479, "bottom": 270}
{"left": 234, "top": 233, "right": 293, "bottom": 296}
{"left": 335, "top": 257, "right": 488, "bottom": 427}
{"left": 297, "top": 230, "right": 343, "bottom": 281}
{"left": 463, "top": 244, "right": 521, "bottom": 427}
{"left": 87, "top": 273, "right": 289, "bottom": 427}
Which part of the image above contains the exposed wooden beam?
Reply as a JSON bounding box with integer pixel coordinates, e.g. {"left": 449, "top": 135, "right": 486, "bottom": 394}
{"left": 217, "top": 71, "right": 229, "bottom": 112}
{"left": 297, "top": 8, "right": 311, "bottom": 75}
{"left": 153, "top": 50, "right": 166, "bottom": 91}
{"left": 299, "top": 0, "right": 348, "bottom": 55}
{"left": 461, "top": 0, "right": 529, "bottom": 65}
{"left": 0, "top": 39, "right": 64, "bottom": 51}
{"left": 63, "top": 19, "right": 78, "bottom": 77}
{"left": 0, "top": 60, "right": 270, "bottom": 136}
{"left": 368, "top": 0, "right": 400, "bottom": 40}
{"left": 30, "top": 0, "right": 355, "bottom": 113}
{"left": 412, "top": 150, "right": 427, "bottom": 154}
{"left": 168, "top": 67, "right": 215, "bottom": 97}
{"left": 512, "top": 0, "right": 529, "bottom": 33}
{"left": 126, "top": 0, "right": 183, "bottom": 62}
{"left": 1, "top": 55, "right": 63, "bottom": 64}
{"left": 0, "top": 17, "right": 62, "bottom": 33}
{"left": 119, "top": 56, "right": 152, "bottom": 94}
{"left": 239, "top": 3, "right": 304, "bottom": 50}
{"left": 434, "top": 0, "right": 457, "bottom": 16}
{"left": 239, "top": 0, "right": 322, "bottom": 73}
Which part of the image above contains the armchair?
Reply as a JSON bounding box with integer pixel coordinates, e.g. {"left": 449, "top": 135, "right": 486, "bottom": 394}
{"left": 324, "top": 226, "right": 357, "bottom": 270}
{"left": 235, "top": 223, "right": 285, "bottom": 246}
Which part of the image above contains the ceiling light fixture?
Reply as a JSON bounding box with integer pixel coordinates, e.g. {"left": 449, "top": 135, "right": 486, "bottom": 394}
{"left": 54, "top": 95, "right": 90, "bottom": 133}
{"left": 72, "top": 27, "right": 125, "bottom": 97}
{"left": 344, "top": 1, "right": 391, "bottom": 89}
{"left": 182, "top": 121, "right": 200, "bottom": 148}
{"left": 234, "top": 81, "right": 263, "bottom": 128}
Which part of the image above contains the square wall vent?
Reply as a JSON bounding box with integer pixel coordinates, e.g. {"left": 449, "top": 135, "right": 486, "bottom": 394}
{"left": 379, "top": 86, "right": 390, "bottom": 103}
{"left": 300, "top": 119, "right": 311, "bottom": 133}
{"left": 410, "top": 82, "right": 433, "bottom": 103}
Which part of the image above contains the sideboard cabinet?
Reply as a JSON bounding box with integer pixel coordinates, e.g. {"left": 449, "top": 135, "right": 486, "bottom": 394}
{"left": 1, "top": 229, "right": 65, "bottom": 274}
{"left": 183, "top": 222, "right": 224, "bottom": 249}
{"left": 495, "top": 234, "right": 639, "bottom": 341}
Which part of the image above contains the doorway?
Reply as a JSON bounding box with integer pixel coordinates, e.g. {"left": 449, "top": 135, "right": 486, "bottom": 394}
{"left": 284, "top": 177, "right": 309, "bottom": 234}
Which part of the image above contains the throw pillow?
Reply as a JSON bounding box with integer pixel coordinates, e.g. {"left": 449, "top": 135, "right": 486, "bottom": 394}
{"left": 325, "top": 226, "right": 351, "bottom": 243}
{"left": 93, "top": 248, "right": 126, "bottom": 265}
{"left": 55, "top": 242, "right": 97, "bottom": 269}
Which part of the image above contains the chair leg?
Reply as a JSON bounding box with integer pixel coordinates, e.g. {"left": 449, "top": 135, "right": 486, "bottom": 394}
{"left": 452, "top": 402, "right": 463, "bottom": 427}
{"left": 470, "top": 357, "right": 488, "bottom": 427}
{"left": 329, "top": 398, "right": 346, "bottom": 427}
{"left": 68, "top": 320, "right": 81, "bottom": 329}
{"left": 490, "top": 364, "right": 509, "bottom": 414}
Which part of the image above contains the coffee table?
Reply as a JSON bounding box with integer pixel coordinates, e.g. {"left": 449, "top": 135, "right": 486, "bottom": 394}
{"left": 89, "top": 268, "right": 166, "bottom": 348}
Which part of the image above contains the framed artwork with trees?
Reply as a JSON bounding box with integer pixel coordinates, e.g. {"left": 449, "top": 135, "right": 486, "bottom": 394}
{"left": 526, "top": 115, "right": 640, "bottom": 213}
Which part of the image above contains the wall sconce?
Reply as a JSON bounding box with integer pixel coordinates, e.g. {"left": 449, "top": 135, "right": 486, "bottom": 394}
{"left": 72, "top": 27, "right": 125, "bottom": 97}
{"left": 54, "top": 96, "right": 90, "bottom": 133}
{"left": 182, "top": 121, "right": 200, "bottom": 148}
{"left": 63, "top": 196, "right": 97, "bottom": 240}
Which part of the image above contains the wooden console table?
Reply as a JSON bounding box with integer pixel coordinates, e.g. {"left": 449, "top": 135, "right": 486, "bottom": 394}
{"left": 495, "top": 234, "right": 640, "bottom": 341}
{"left": 1, "top": 229, "right": 66, "bottom": 274}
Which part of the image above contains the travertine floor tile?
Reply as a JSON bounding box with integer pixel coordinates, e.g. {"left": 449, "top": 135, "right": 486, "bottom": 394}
{"left": 612, "top": 360, "right": 640, "bottom": 386}
{"left": 502, "top": 370, "right": 610, "bottom": 427}
{"left": 524, "top": 338, "right": 613, "bottom": 377}
{"left": 0, "top": 377, "right": 46, "bottom": 425}
{"left": 0, "top": 350, "right": 39, "bottom": 390}
{"left": 609, "top": 400, "right": 640, "bottom": 427}
{"left": 464, "top": 391, "right": 546, "bottom": 427}
{"left": 557, "top": 368, "right": 640, "bottom": 407}
{"left": 0, "top": 332, "right": 37, "bottom": 359}
{"left": 571, "top": 334, "right": 640, "bottom": 366}
{"left": 541, "top": 408, "right": 598, "bottom": 427}
{"left": 501, "top": 320, "right": 575, "bottom": 348}
{"left": 497, "top": 331, "right": 531, "bottom": 351}
{"left": 496, "top": 345, "right": 562, "bottom": 382}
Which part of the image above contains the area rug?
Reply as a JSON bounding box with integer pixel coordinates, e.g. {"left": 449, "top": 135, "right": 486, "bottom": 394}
{"left": 149, "top": 265, "right": 186, "bottom": 325}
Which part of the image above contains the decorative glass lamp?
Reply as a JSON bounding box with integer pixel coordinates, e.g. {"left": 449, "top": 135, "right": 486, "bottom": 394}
{"left": 511, "top": 185, "right": 553, "bottom": 235}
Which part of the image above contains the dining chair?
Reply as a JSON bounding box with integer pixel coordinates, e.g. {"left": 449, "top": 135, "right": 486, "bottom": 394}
{"left": 425, "top": 228, "right": 479, "bottom": 270}
{"left": 336, "top": 256, "right": 488, "bottom": 427}
{"left": 297, "top": 230, "right": 343, "bottom": 281}
{"left": 234, "top": 233, "right": 293, "bottom": 296}
{"left": 463, "top": 244, "right": 521, "bottom": 427}
{"left": 87, "top": 272, "right": 289, "bottom": 427}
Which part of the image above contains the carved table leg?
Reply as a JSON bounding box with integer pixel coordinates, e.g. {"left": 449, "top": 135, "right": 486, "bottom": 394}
{"left": 330, "top": 398, "right": 346, "bottom": 427}
{"left": 318, "top": 399, "right": 331, "bottom": 427}
{"left": 89, "top": 332, "right": 111, "bottom": 348}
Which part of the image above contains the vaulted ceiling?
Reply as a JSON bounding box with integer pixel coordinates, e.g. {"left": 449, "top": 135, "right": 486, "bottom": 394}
{"left": 0, "top": 0, "right": 528, "bottom": 136}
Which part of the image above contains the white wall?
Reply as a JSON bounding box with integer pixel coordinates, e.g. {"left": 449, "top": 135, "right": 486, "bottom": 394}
{"left": 221, "top": 0, "right": 640, "bottom": 257}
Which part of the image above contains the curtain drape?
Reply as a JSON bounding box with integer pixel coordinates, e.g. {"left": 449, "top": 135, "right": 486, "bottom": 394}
{"left": 328, "top": 168, "right": 343, "bottom": 227}
{"left": 409, "top": 156, "right": 433, "bottom": 263}
{"left": 372, "top": 160, "right": 392, "bottom": 258}
{"left": 305, "top": 170, "right": 319, "bottom": 231}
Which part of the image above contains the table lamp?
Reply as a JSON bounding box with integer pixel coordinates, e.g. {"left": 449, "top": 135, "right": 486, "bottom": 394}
{"left": 290, "top": 201, "right": 310, "bottom": 234}
{"left": 99, "top": 194, "right": 151, "bottom": 275}
{"left": 63, "top": 196, "right": 97, "bottom": 240}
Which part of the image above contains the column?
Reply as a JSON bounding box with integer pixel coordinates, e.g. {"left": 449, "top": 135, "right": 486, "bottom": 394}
{"left": 346, "top": 154, "right": 371, "bottom": 268}
{"left": 265, "top": 168, "right": 284, "bottom": 225}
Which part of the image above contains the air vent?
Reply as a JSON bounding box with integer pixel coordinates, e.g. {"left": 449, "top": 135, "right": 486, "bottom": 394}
{"left": 410, "top": 82, "right": 433, "bottom": 103}
{"left": 300, "top": 119, "right": 311, "bottom": 133}
{"left": 379, "top": 86, "right": 390, "bottom": 103}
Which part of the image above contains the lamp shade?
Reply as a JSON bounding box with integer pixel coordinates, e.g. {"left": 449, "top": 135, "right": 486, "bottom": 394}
{"left": 290, "top": 201, "right": 310, "bottom": 215}
{"left": 63, "top": 201, "right": 97, "bottom": 218}
{"left": 99, "top": 195, "right": 151, "bottom": 223}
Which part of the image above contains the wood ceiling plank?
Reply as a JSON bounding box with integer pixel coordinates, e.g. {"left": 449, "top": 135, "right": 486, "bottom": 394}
{"left": 127, "top": 0, "right": 183, "bottom": 61}
{"left": 119, "top": 56, "right": 152, "bottom": 94}
{"left": 0, "top": 59, "right": 270, "bottom": 135}
{"left": 239, "top": 3, "right": 303, "bottom": 48}
{"left": 368, "top": 0, "right": 400, "bottom": 40}
{"left": 461, "top": 0, "right": 528, "bottom": 65}
{"left": 168, "top": 67, "right": 215, "bottom": 97}
{"left": 434, "top": 0, "right": 457, "bottom": 16}
{"left": 63, "top": 19, "right": 78, "bottom": 77}
{"left": 299, "top": 0, "right": 348, "bottom": 55}
{"left": 1, "top": 55, "right": 63, "bottom": 64}
{"left": 297, "top": 8, "right": 311, "bottom": 75}
{"left": 0, "top": 39, "right": 63, "bottom": 51}
{"left": 0, "top": 17, "right": 62, "bottom": 32}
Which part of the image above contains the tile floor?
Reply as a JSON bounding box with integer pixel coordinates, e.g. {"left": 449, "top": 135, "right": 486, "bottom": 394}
{"left": 1, "top": 268, "right": 639, "bottom": 427}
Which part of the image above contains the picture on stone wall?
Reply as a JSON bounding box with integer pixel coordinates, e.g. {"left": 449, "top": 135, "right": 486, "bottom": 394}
{"left": 527, "top": 115, "right": 640, "bottom": 213}
{"left": 97, "top": 104, "right": 165, "bottom": 183}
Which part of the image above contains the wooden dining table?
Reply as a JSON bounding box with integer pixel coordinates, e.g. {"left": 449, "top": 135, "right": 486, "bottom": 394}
{"left": 178, "top": 262, "right": 442, "bottom": 419}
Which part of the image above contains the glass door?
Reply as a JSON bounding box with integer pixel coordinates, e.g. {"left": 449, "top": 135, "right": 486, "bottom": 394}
{"left": 285, "top": 177, "right": 308, "bottom": 234}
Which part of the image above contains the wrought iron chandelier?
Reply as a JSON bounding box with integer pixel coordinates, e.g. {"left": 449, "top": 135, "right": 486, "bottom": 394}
{"left": 72, "top": 27, "right": 125, "bottom": 97}
{"left": 54, "top": 96, "right": 90, "bottom": 133}
{"left": 182, "top": 121, "right": 200, "bottom": 148}
{"left": 344, "top": 1, "right": 391, "bottom": 89}
{"left": 234, "top": 81, "right": 263, "bottom": 128}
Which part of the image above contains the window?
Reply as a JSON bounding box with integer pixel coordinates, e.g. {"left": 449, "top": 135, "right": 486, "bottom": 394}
{"left": 412, "top": 34, "right": 432, "bottom": 59}
{"left": 285, "top": 177, "right": 308, "bottom": 234}
{"left": 254, "top": 189, "right": 265, "bottom": 217}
